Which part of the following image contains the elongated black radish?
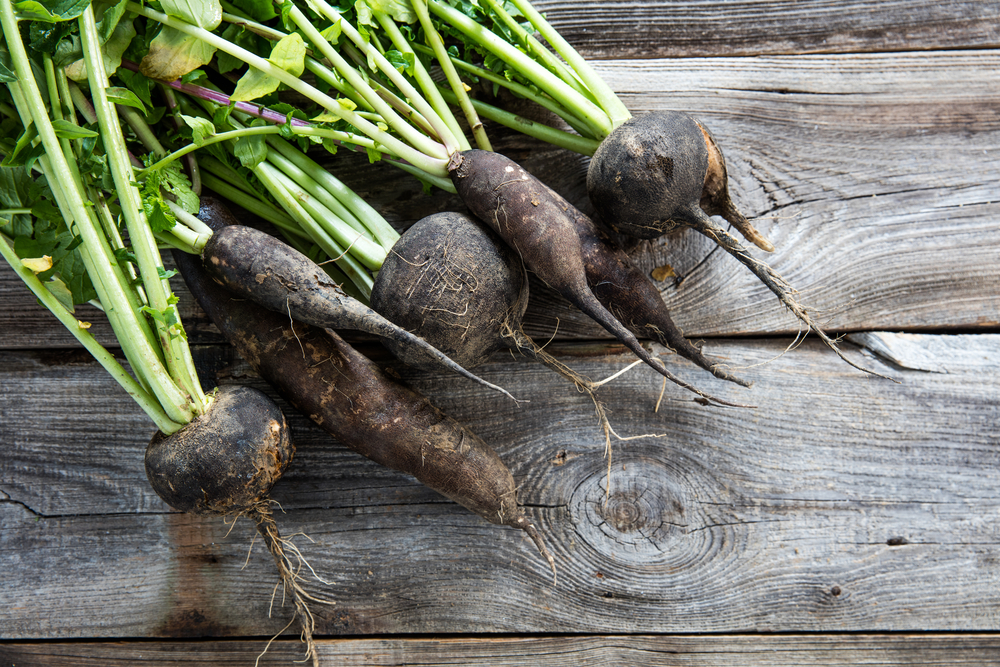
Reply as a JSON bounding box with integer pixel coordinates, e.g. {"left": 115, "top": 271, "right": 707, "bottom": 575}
{"left": 448, "top": 149, "right": 753, "bottom": 408}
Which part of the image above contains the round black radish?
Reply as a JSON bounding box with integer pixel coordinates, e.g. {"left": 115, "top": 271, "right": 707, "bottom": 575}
{"left": 370, "top": 211, "right": 528, "bottom": 370}
{"left": 588, "top": 114, "right": 893, "bottom": 381}
{"left": 145, "top": 385, "right": 293, "bottom": 516}
{"left": 587, "top": 111, "right": 773, "bottom": 252}
{"left": 200, "top": 224, "right": 517, "bottom": 401}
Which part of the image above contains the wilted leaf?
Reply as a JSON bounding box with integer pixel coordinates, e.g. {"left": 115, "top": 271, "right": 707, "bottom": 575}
{"left": 140, "top": 26, "right": 216, "bottom": 81}
{"left": 21, "top": 255, "right": 53, "bottom": 273}
{"left": 650, "top": 264, "right": 676, "bottom": 282}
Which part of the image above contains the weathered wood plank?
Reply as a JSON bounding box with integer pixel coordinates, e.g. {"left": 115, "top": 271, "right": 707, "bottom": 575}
{"left": 2, "top": 51, "right": 996, "bottom": 350}
{"left": 3, "top": 634, "right": 1000, "bottom": 665}
{"left": 535, "top": 0, "right": 1000, "bottom": 59}
{"left": 2, "top": 335, "right": 998, "bottom": 638}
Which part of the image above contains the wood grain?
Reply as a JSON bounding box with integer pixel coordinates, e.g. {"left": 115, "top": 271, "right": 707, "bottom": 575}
{"left": 2, "top": 335, "right": 998, "bottom": 638}
{"left": 3, "top": 634, "right": 1000, "bottom": 665}
{"left": 534, "top": 0, "right": 1000, "bottom": 59}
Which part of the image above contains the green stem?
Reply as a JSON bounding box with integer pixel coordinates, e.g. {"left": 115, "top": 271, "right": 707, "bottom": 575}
{"left": 478, "top": 0, "right": 595, "bottom": 105}
{"left": 159, "top": 86, "right": 202, "bottom": 196}
{"left": 198, "top": 169, "right": 310, "bottom": 242}
{"left": 285, "top": 5, "right": 448, "bottom": 160}
{"left": 413, "top": 41, "right": 598, "bottom": 139}
{"left": 0, "top": 233, "right": 184, "bottom": 434}
{"left": 264, "top": 148, "right": 373, "bottom": 243}
{"left": 376, "top": 11, "right": 470, "bottom": 152}
{"left": 256, "top": 163, "right": 375, "bottom": 298}
{"left": 302, "top": 57, "right": 374, "bottom": 113}
{"left": 216, "top": 10, "right": 377, "bottom": 113}
{"left": 308, "top": 0, "right": 462, "bottom": 154}
{"left": 428, "top": 0, "right": 612, "bottom": 138}
{"left": 389, "top": 160, "right": 457, "bottom": 193}
{"left": 265, "top": 151, "right": 387, "bottom": 270}
{"left": 413, "top": 0, "right": 492, "bottom": 152}
{"left": 0, "top": 5, "right": 195, "bottom": 424}
{"left": 118, "top": 103, "right": 167, "bottom": 156}
{"left": 127, "top": 2, "right": 449, "bottom": 175}
{"left": 506, "top": 0, "right": 631, "bottom": 128}
{"left": 263, "top": 135, "right": 400, "bottom": 250}
{"left": 153, "top": 230, "right": 198, "bottom": 254}
{"left": 437, "top": 86, "right": 600, "bottom": 156}
{"left": 166, "top": 201, "right": 213, "bottom": 252}
{"left": 80, "top": 7, "right": 207, "bottom": 413}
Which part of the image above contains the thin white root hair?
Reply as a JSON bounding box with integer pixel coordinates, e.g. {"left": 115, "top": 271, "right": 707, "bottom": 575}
{"left": 318, "top": 232, "right": 364, "bottom": 264}
{"left": 654, "top": 375, "right": 667, "bottom": 413}
{"left": 255, "top": 613, "right": 299, "bottom": 667}
{"left": 591, "top": 359, "right": 645, "bottom": 388}
{"left": 729, "top": 327, "right": 807, "bottom": 371}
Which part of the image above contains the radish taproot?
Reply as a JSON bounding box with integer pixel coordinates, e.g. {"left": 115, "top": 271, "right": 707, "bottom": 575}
{"left": 372, "top": 210, "right": 750, "bottom": 447}
{"left": 587, "top": 111, "right": 890, "bottom": 377}
{"left": 448, "top": 150, "right": 752, "bottom": 407}
{"left": 371, "top": 211, "right": 530, "bottom": 371}
{"left": 144, "top": 385, "right": 293, "bottom": 516}
{"left": 587, "top": 111, "right": 773, "bottom": 251}
{"left": 181, "top": 197, "right": 558, "bottom": 578}
{"left": 372, "top": 210, "right": 627, "bottom": 442}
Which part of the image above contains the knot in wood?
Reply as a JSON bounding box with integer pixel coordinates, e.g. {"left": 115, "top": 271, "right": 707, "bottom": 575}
{"left": 599, "top": 491, "right": 647, "bottom": 533}
{"left": 570, "top": 458, "right": 696, "bottom": 561}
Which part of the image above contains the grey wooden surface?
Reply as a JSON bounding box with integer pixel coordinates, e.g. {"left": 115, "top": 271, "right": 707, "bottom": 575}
{"left": 3, "top": 634, "right": 1000, "bottom": 665}
{"left": 2, "top": 0, "right": 998, "bottom": 664}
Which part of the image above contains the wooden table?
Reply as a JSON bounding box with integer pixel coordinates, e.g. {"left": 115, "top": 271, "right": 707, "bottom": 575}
{"left": 2, "top": 1, "right": 999, "bottom": 663}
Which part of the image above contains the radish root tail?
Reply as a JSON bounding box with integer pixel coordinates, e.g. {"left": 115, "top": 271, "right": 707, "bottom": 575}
{"left": 689, "top": 211, "right": 898, "bottom": 383}
{"left": 249, "top": 503, "right": 330, "bottom": 667}
{"left": 503, "top": 322, "right": 613, "bottom": 449}
{"left": 516, "top": 517, "right": 558, "bottom": 583}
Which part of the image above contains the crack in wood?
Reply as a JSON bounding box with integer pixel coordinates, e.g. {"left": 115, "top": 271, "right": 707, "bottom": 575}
{"left": 0, "top": 490, "right": 43, "bottom": 518}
